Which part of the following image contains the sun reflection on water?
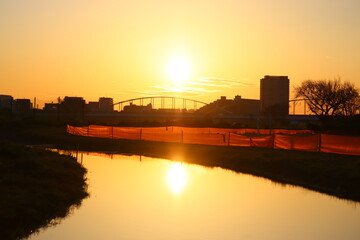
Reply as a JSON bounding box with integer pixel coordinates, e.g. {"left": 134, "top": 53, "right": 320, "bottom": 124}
{"left": 167, "top": 163, "right": 188, "bottom": 195}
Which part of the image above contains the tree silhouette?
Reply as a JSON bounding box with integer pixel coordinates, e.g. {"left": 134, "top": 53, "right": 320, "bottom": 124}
{"left": 295, "top": 79, "right": 359, "bottom": 121}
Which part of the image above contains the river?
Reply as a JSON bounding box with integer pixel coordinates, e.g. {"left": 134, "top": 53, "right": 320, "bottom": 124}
{"left": 29, "top": 151, "right": 360, "bottom": 240}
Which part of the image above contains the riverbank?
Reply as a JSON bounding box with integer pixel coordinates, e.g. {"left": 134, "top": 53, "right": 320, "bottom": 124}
{"left": 0, "top": 140, "right": 88, "bottom": 240}
{"left": 13, "top": 126, "right": 360, "bottom": 202}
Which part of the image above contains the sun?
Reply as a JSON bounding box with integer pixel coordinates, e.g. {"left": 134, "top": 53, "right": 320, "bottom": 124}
{"left": 166, "top": 55, "right": 191, "bottom": 84}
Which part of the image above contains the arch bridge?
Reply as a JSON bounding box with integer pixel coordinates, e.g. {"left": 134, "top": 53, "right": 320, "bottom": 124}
{"left": 289, "top": 99, "right": 308, "bottom": 115}
{"left": 113, "top": 96, "right": 208, "bottom": 112}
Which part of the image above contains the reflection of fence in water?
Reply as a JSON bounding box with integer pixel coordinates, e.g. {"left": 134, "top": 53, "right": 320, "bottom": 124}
{"left": 67, "top": 125, "right": 360, "bottom": 156}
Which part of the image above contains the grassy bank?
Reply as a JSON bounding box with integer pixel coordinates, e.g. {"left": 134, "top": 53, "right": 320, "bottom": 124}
{"left": 0, "top": 140, "right": 88, "bottom": 240}
{"left": 17, "top": 126, "right": 360, "bottom": 202}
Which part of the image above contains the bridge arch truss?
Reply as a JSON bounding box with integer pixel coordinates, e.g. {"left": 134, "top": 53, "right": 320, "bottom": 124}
{"left": 289, "top": 99, "right": 308, "bottom": 115}
{"left": 113, "top": 96, "right": 208, "bottom": 112}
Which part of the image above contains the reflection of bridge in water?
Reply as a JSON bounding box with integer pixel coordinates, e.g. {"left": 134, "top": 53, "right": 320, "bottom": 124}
{"left": 113, "top": 96, "right": 208, "bottom": 112}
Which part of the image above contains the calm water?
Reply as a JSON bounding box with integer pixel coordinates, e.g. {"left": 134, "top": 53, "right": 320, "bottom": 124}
{"left": 29, "top": 151, "right": 360, "bottom": 240}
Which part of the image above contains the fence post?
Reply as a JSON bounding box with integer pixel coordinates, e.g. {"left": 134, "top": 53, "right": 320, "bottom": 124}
{"left": 250, "top": 136, "right": 254, "bottom": 147}
{"left": 228, "top": 132, "right": 230, "bottom": 146}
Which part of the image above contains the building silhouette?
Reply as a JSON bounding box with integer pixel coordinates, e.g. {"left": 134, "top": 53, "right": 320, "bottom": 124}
{"left": 0, "top": 74, "right": 298, "bottom": 125}
{"left": 0, "top": 95, "right": 14, "bottom": 120}
{"left": 123, "top": 103, "right": 153, "bottom": 113}
{"left": 0, "top": 95, "right": 13, "bottom": 110}
{"left": 11, "top": 98, "right": 32, "bottom": 119}
{"left": 86, "top": 101, "right": 100, "bottom": 113}
{"left": 84, "top": 98, "right": 114, "bottom": 113}
{"left": 197, "top": 95, "right": 260, "bottom": 116}
{"left": 260, "top": 75, "right": 289, "bottom": 116}
{"left": 99, "top": 97, "right": 113, "bottom": 112}
{"left": 59, "top": 97, "right": 85, "bottom": 122}
{"left": 44, "top": 103, "right": 59, "bottom": 112}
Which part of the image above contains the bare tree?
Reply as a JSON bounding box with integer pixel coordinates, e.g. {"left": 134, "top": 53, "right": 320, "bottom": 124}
{"left": 295, "top": 79, "right": 360, "bottom": 119}
{"left": 338, "top": 83, "right": 360, "bottom": 116}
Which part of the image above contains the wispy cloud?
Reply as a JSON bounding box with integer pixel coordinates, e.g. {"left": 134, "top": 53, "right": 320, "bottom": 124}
{"left": 108, "top": 77, "right": 255, "bottom": 100}
{"left": 190, "top": 77, "right": 256, "bottom": 88}
{"left": 150, "top": 84, "right": 220, "bottom": 93}
{"left": 146, "top": 85, "right": 220, "bottom": 98}
{"left": 148, "top": 77, "right": 255, "bottom": 96}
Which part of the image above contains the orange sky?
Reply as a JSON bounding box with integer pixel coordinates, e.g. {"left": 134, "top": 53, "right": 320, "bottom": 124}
{"left": 1, "top": 0, "right": 360, "bottom": 105}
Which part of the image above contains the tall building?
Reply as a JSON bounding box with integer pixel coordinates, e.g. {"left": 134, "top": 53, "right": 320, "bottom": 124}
{"left": 260, "top": 75, "right": 289, "bottom": 116}
{"left": 99, "top": 97, "right": 113, "bottom": 112}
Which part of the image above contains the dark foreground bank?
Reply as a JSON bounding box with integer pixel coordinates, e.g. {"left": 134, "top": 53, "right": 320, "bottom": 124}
{"left": 0, "top": 140, "right": 88, "bottom": 240}
{"left": 17, "top": 126, "right": 360, "bottom": 202}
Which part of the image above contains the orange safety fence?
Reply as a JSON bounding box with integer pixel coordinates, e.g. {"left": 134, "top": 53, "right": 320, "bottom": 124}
{"left": 88, "top": 125, "right": 112, "bottom": 138}
{"left": 320, "top": 134, "right": 360, "bottom": 156}
{"left": 113, "top": 127, "right": 141, "bottom": 140}
{"left": 273, "top": 129, "right": 314, "bottom": 135}
{"left": 66, "top": 125, "right": 360, "bottom": 155}
{"left": 172, "top": 126, "right": 213, "bottom": 134}
{"left": 142, "top": 131, "right": 182, "bottom": 143}
{"left": 67, "top": 125, "right": 88, "bottom": 137}
{"left": 183, "top": 133, "right": 228, "bottom": 146}
{"left": 214, "top": 128, "right": 314, "bottom": 135}
{"left": 229, "top": 133, "right": 251, "bottom": 147}
{"left": 250, "top": 135, "right": 274, "bottom": 148}
{"left": 148, "top": 126, "right": 315, "bottom": 135}
{"left": 274, "top": 134, "right": 320, "bottom": 152}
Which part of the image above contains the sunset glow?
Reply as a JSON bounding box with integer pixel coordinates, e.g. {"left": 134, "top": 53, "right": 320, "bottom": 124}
{"left": 166, "top": 56, "right": 191, "bottom": 84}
{"left": 0, "top": 1, "right": 359, "bottom": 104}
